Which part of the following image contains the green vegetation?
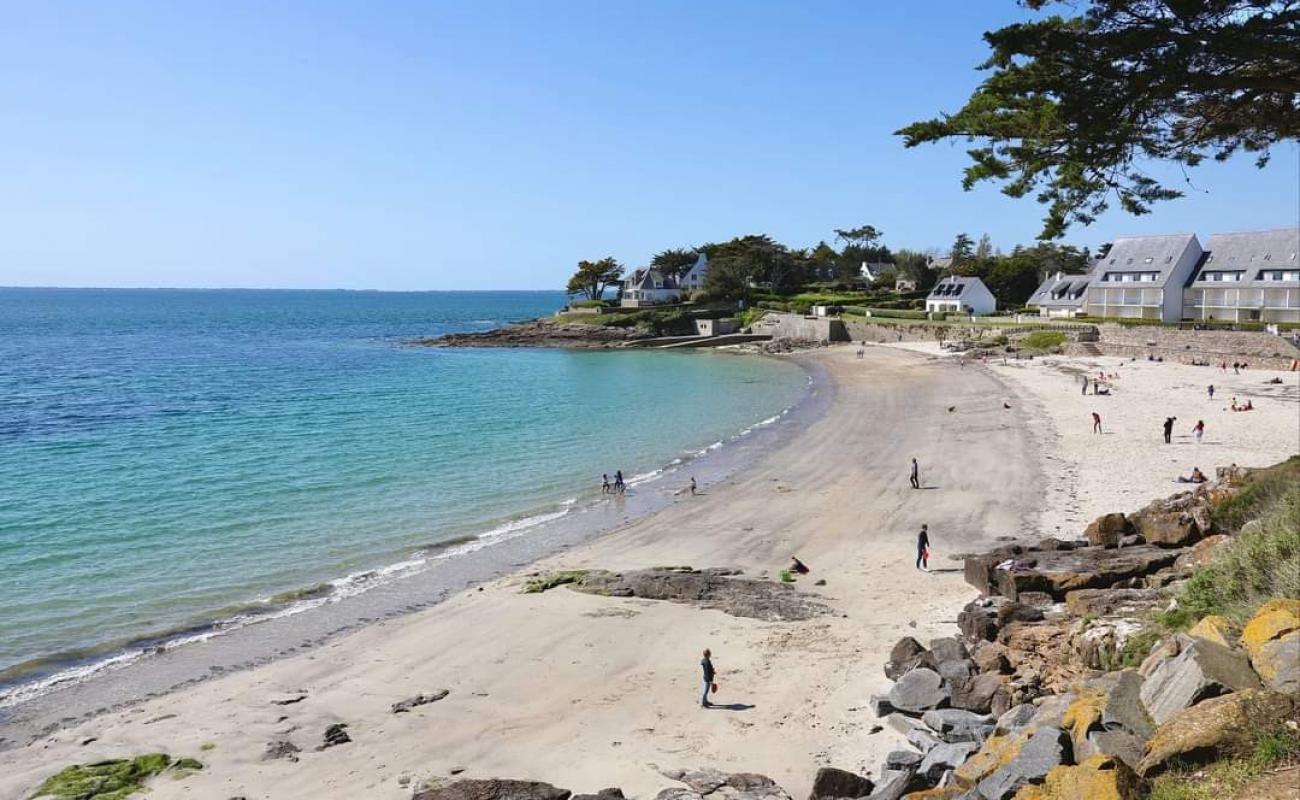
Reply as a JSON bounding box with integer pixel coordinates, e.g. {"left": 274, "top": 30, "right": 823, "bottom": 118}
{"left": 779, "top": 569, "right": 795, "bottom": 583}
{"left": 199, "top": 742, "right": 215, "bottom": 752}
{"left": 1146, "top": 725, "right": 1300, "bottom": 800}
{"left": 735, "top": 308, "right": 766, "bottom": 329}
{"left": 1110, "top": 628, "right": 1162, "bottom": 671}
{"left": 522, "top": 570, "right": 589, "bottom": 594}
{"left": 568, "top": 299, "right": 613, "bottom": 309}
{"left": 555, "top": 308, "right": 689, "bottom": 336}
{"left": 1020, "top": 330, "right": 1067, "bottom": 351}
{"left": 32, "top": 754, "right": 202, "bottom": 800}
{"left": 899, "top": 1, "right": 1297, "bottom": 238}
{"left": 1160, "top": 458, "right": 1300, "bottom": 628}
{"left": 565, "top": 257, "right": 624, "bottom": 302}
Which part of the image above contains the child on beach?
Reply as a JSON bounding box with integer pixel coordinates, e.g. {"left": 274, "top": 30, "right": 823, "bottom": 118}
{"left": 1193, "top": 420, "right": 1204, "bottom": 443}
{"left": 916, "top": 524, "right": 930, "bottom": 571}
{"left": 1092, "top": 412, "right": 1102, "bottom": 434}
{"left": 601, "top": 474, "right": 611, "bottom": 494}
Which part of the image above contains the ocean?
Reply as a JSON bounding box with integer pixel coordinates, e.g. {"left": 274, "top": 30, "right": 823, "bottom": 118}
{"left": 0, "top": 288, "right": 808, "bottom": 704}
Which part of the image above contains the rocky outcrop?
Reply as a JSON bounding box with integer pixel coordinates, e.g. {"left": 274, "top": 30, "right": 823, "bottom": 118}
{"left": 1018, "top": 754, "right": 1142, "bottom": 800}
{"left": 414, "top": 320, "right": 649, "bottom": 349}
{"left": 1185, "top": 615, "right": 1237, "bottom": 648}
{"left": 808, "top": 767, "right": 874, "bottom": 800}
{"left": 1136, "top": 690, "right": 1299, "bottom": 777}
{"left": 566, "top": 569, "right": 835, "bottom": 621}
{"left": 1138, "top": 636, "right": 1261, "bottom": 724}
{"left": 976, "top": 726, "right": 1072, "bottom": 799}
{"left": 1083, "top": 514, "right": 1132, "bottom": 549}
{"left": 889, "top": 668, "right": 948, "bottom": 714}
{"left": 392, "top": 689, "right": 450, "bottom": 713}
{"left": 657, "top": 769, "right": 792, "bottom": 800}
{"left": 414, "top": 780, "right": 572, "bottom": 800}
{"left": 1239, "top": 599, "right": 1300, "bottom": 693}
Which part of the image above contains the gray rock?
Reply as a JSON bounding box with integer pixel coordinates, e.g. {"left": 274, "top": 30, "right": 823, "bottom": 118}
{"left": 937, "top": 659, "right": 975, "bottom": 682}
{"left": 808, "top": 767, "right": 873, "bottom": 800}
{"left": 1087, "top": 729, "right": 1145, "bottom": 770}
{"left": 261, "top": 740, "right": 300, "bottom": 761}
{"left": 922, "top": 709, "right": 993, "bottom": 737}
{"left": 1029, "top": 693, "right": 1075, "bottom": 729}
{"left": 414, "top": 780, "right": 572, "bottom": 800}
{"left": 672, "top": 769, "right": 728, "bottom": 794}
{"left": 950, "top": 673, "right": 1007, "bottom": 714}
{"left": 884, "top": 751, "right": 922, "bottom": 770}
{"left": 318, "top": 723, "right": 350, "bottom": 750}
{"left": 918, "top": 741, "right": 979, "bottom": 782}
{"left": 1139, "top": 637, "right": 1262, "bottom": 724}
{"left": 1252, "top": 632, "right": 1300, "bottom": 694}
{"left": 976, "top": 726, "right": 1071, "bottom": 800}
{"left": 655, "top": 791, "right": 702, "bottom": 800}
{"left": 888, "top": 668, "right": 948, "bottom": 714}
{"left": 886, "top": 713, "right": 924, "bottom": 737}
{"left": 392, "top": 689, "right": 450, "bottom": 713}
{"left": 929, "top": 637, "right": 969, "bottom": 664}
{"left": 906, "top": 727, "right": 941, "bottom": 754}
{"left": 869, "top": 694, "right": 895, "bottom": 717}
{"left": 1101, "top": 670, "right": 1153, "bottom": 738}
{"left": 865, "top": 769, "right": 917, "bottom": 800}
{"left": 572, "top": 791, "right": 625, "bottom": 800}
{"left": 885, "top": 637, "right": 933, "bottom": 680}
{"left": 994, "top": 704, "right": 1037, "bottom": 735}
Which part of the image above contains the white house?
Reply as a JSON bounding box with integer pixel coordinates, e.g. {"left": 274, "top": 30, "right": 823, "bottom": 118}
{"left": 926, "top": 276, "right": 997, "bottom": 315}
{"left": 1082, "top": 234, "right": 1202, "bottom": 322}
{"left": 860, "top": 261, "right": 894, "bottom": 283}
{"left": 1184, "top": 228, "right": 1300, "bottom": 323}
{"left": 677, "top": 253, "right": 710, "bottom": 295}
{"left": 1028, "top": 271, "right": 1092, "bottom": 318}
{"left": 620, "top": 268, "right": 681, "bottom": 308}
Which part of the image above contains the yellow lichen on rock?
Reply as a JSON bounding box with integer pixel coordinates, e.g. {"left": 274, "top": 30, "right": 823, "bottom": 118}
{"left": 1060, "top": 691, "right": 1104, "bottom": 753}
{"left": 1030, "top": 754, "right": 1141, "bottom": 799}
{"left": 1240, "top": 599, "right": 1300, "bottom": 653}
{"left": 1187, "top": 614, "right": 1238, "bottom": 648}
{"left": 953, "top": 729, "right": 1032, "bottom": 786}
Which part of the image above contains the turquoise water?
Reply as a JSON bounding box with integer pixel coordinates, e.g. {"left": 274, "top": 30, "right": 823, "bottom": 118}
{"left": 0, "top": 289, "right": 806, "bottom": 691}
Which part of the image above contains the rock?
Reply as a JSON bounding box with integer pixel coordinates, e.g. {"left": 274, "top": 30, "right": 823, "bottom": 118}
{"left": 995, "top": 546, "right": 1182, "bottom": 601}
{"left": 890, "top": 668, "right": 949, "bottom": 714}
{"left": 809, "top": 767, "right": 874, "bottom": 800}
{"left": 1063, "top": 588, "right": 1163, "bottom": 618}
{"left": 976, "top": 726, "right": 1072, "bottom": 800}
{"left": 572, "top": 790, "right": 625, "bottom": 800}
{"left": 1059, "top": 691, "right": 1105, "bottom": 759}
{"left": 1029, "top": 754, "right": 1141, "bottom": 800}
{"left": 1240, "top": 599, "right": 1300, "bottom": 692}
{"left": 1139, "top": 637, "right": 1262, "bottom": 724}
{"left": 1100, "top": 671, "right": 1153, "bottom": 740}
{"left": 1072, "top": 619, "right": 1145, "bottom": 671}
{"left": 887, "top": 637, "right": 935, "bottom": 680}
{"left": 958, "top": 602, "right": 1001, "bottom": 643}
{"left": 671, "top": 769, "right": 728, "bottom": 794}
{"left": 392, "top": 689, "right": 450, "bottom": 713}
{"left": 994, "top": 704, "right": 1038, "bottom": 735}
{"left": 414, "top": 780, "right": 572, "bottom": 800}
{"left": 571, "top": 570, "right": 834, "bottom": 621}
{"left": 951, "top": 673, "right": 1009, "bottom": 715}
{"left": 923, "top": 709, "right": 994, "bottom": 737}
{"left": 1084, "top": 514, "right": 1132, "bottom": 549}
{"left": 971, "top": 643, "right": 1012, "bottom": 675}
{"left": 262, "top": 740, "right": 300, "bottom": 761}
{"left": 1186, "top": 615, "right": 1238, "bottom": 648}
{"left": 1015, "top": 592, "right": 1055, "bottom": 610}
{"left": 937, "top": 660, "right": 975, "bottom": 683}
{"left": 1172, "top": 535, "right": 1230, "bottom": 571}
{"left": 1029, "top": 694, "right": 1076, "bottom": 730}
{"left": 870, "top": 694, "right": 896, "bottom": 717}
{"left": 1137, "top": 636, "right": 1181, "bottom": 678}
{"left": 318, "top": 723, "right": 350, "bottom": 750}
{"left": 268, "top": 691, "right": 308, "bottom": 706}
{"left": 908, "top": 727, "right": 943, "bottom": 753}
{"left": 930, "top": 638, "right": 969, "bottom": 664}
{"left": 918, "top": 741, "right": 979, "bottom": 782}
{"left": 1085, "top": 730, "right": 1145, "bottom": 771}
{"left": 865, "top": 769, "right": 918, "bottom": 800}
{"left": 888, "top": 713, "right": 926, "bottom": 736}
{"left": 1130, "top": 493, "right": 1205, "bottom": 547}
{"left": 1137, "top": 689, "right": 1299, "bottom": 777}
{"left": 885, "top": 751, "right": 923, "bottom": 771}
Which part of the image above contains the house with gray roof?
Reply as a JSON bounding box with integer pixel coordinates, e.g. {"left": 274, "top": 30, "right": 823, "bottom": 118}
{"left": 925, "top": 276, "right": 996, "bottom": 315}
{"left": 620, "top": 268, "right": 681, "bottom": 307}
{"left": 1081, "top": 233, "right": 1203, "bottom": 322}
{"left": 1028, "top": 270, "right": 1092, "bottom": 318}
{"left": 1184, "top": 228, "right": 1300, "bottom": 323}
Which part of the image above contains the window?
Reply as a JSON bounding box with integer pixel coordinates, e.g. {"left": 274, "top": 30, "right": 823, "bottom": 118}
{"left": 1144, "top": 257, "right": 1154, "bottom": 264}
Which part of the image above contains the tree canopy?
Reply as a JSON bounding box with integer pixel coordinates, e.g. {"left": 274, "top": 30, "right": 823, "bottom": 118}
{"left": 897, "top": 1, "right": 1300, "bottom": 238}
{"left": 565, "top": 257, "right": 624, "bottom": 301}
{"left": 650, "top": 248, "right": 699, "bottom": 278}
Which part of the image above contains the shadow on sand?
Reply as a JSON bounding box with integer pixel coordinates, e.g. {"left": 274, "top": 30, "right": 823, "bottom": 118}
{"left": 706, "top": 703, "right": 755, "bottom": 711}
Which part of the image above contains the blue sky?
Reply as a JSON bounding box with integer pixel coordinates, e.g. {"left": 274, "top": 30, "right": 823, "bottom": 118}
{"left": 3, "top": 1, "right": 1296, "bottom": 290}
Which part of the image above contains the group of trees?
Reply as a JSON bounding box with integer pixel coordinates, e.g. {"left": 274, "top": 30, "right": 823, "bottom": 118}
{"left": 945, "top": 233, "right": 1093, "bottom": 305}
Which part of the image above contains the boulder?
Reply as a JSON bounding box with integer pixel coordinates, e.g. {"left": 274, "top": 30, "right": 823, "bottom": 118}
{"left": 1025, "top": 755, "right": 1141, "bottom": 800}
{"left": 887, "top": 637, "right": 936, "bottom": 681}
{"left": 908, "top": 728, "right": 943, "bottom": 754}
{"left": 951, "top": 674, "right": 1009, "bottom": 715}
{"left": 930, "top": 638, "right": 970, "bottom": 664}
{"left": 665, "top": 769, "right": 727, "bottom": 794}
{"left": 1137, "top": 636, "right": 1182, "bottom": 678}
{"left": 1063, "top": 588, "right": 1163, "bottom": 619}
{"left": 994, "top": 705, "right": 1038, "bottom": 736}
{"left": 918, "top": 741, "right": 979, "bottom": 782}
{"left": 1240, "top": 599, "right": 1300, "bottom": 692}
{"left": 938, "top": 660, "right": 975, "bottom": 683}
{"left": 572, "top": 791, "right": 625, "bottom": 800}
{"left": 976, "top": 726, "right": 1072, "bottom": 800}
{"left": 414, "top": 780, "right": 572, "bottom": 800}
{"left": 988, "top": 547, "right": 1181, "bottom": 602}
{"left": 1186, "top": 615, "right": 1238, "bottom": 648}
{"left": 1099, "top": 671, "right": 1153, "bottom": 740}
{"left": 1137, "top": 689, "right": 1299, "bottom": 777}
{"left": 971, "top": 643, "right": 1011, "bottom": 675}
{"left": 1172, "top": 535, "right": 1230, "bottom": 571}
{"left": 923, "top": 709, "right": 995, "bottom": 740}
{"left": 1059, "top": 692, "right": 1104, "bottom": 758}
{"left": 959, "top": 601, "right": 1002, "bottom": 643}
{"left": 1139, "top": 637, "right": 1262, "bottom": 725}
{"left": 1028, "top": 694, "right": 1075, "bottom": 730}
{"left": 1072, "top": 619, "right": 1145, "bottom": 672}
{"left": 1083, "top": 514, "right": 1132, "bottom": 549}
{"left": 865, "top": 769, "right": 918, "bottom": 800}
{"left": 871, "top": 694, "right": 897, "bottom": 717}
{"left": 1130, "top": 493, "right": 1206, "bottom": 548}
{"left": 890, "top": 668, "right": 949, "bottom": 714}
{"left": 809, "top": 767, "right": 874, "bottom": 800}
{"left": 885, "top": 751, "right": 923, "bottom": 771}
{"left": 1084, "top": 731, "right": 1145, "bottom": 771}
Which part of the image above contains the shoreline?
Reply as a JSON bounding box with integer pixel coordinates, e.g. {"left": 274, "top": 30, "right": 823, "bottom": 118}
{"left": 0, "top": 351, "right": 829, "bottom": 748}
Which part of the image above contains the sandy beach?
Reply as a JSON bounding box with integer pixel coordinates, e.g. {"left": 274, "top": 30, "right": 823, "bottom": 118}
{"left": 2, "top": 344, "right": 1296, "bottom": 800}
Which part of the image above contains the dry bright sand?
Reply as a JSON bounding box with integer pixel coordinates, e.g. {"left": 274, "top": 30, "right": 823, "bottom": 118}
{"left": 2, "top": 345, "right": 1296, "bottom": 800}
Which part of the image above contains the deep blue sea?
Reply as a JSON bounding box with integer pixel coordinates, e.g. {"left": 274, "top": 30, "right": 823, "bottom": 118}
{"left": 0, "top": 288, "right": 806, "bottom": 699}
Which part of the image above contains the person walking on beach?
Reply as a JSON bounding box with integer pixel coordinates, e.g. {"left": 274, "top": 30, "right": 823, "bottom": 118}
{"left": 1081, "top": 376, "right": 1088, "bottom": 395}
{"left": 689, "top": 476, "right": 697, "bottom": 496}
{"left": 1193, "top": 419, "right": 1205, "bottom": 444}
{"left": 1207, "top": 384, "right": 1215, "bottom": 401}
{"left": 700, "top": 648, "right": 716, "bottom": 708}
{"left": 601, "top": 474, "right": 611, "bottom": 494}
{"left": 614, "top": 470, "right": 625, "bottom": 494}
{"left": 909, "top": 458, "right": 920, "bottom": 489}
{"left": 1163, "top": 416, "right": 1176, "bottom": 444}
{"left": 1092, "top": 412, "right": 1102, "bottom": 434}
{"left": 916, "top": 524, "right": 930, "bottom": 571}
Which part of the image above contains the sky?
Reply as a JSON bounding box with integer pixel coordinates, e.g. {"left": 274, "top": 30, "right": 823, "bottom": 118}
{"left": 2, "top": 1, "right": 1297, "bottom": 290}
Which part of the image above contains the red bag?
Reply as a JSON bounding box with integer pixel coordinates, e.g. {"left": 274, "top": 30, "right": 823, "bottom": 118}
{"left": 711, "top": 682, "right": 719, "bottom": 694}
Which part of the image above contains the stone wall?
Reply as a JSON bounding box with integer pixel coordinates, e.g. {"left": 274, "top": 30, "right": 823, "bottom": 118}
{"left": 1093, "top": 324, "right": 1300, "bottom": 368}
{"left": 759, "top": 313, "right": 850, "bottom": 342}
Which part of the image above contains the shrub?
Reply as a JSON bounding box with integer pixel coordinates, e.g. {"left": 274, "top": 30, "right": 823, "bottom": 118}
{"left": 780, "top": 569, "right": 795, "bottom": 583}
{"left": 569, "top": 299, "right": 611, "bottom": 308}
{"left": 523, "top": 570, "right": 589, "bottom": 593}
{"left": 866, "top": 308, "right": 927, "bottom": 319}
{"left": 1020, "top": 330, "right": 1067, "bottom": 350}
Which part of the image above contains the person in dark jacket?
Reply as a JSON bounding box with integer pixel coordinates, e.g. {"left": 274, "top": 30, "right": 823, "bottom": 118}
{"left": 700, "top": 648, "right": 715, "bottom": 707}
{"left": 916, "top": 524, "right": 930, "bottom": 571}
{"left": 1163, "top": 416, "right": 1176, "bottom": 444}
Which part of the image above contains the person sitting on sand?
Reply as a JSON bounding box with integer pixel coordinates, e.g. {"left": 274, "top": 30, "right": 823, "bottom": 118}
{"left": 700, "top": 649, "right": 716, "bottom": 708}
{"left": 1244, "top": 399, "right": 1254, "bottom": 411}
{"left": 791, "top": 556, "right": 810, "bottom": 575}
{"left": 1177, "top": 467, "right": 1207, "bottom": 483}
{"left": 1231, "top": 397, "right": 1240, "bottom": 411}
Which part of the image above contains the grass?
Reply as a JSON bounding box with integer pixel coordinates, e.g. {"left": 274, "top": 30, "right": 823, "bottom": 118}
{"left": 522, "top": 570, "right": 589, "bottom": 594}
{"left": 1020, "top": 330, "right": 1068, "bottom": 350}
{"left": 1146, "top": 727, "right": 1300, "bottom": 800}
{"left": 32, "top": 754, "right": 202, "bottom": 800}
{"left": 1113, "top": 628, "right": 1162, "bottom": 670}
{"left": 780, "top": 569, "right": 795, "bottom": 583}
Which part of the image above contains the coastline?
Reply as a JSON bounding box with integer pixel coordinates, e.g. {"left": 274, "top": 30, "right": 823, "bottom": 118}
{"left": 0, "top": 351, "right": 828, "bottom": 748}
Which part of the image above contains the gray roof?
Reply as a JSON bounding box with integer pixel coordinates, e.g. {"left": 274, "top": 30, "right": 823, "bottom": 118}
{"left": 1192, "top": 228, "right": 1300, "bottom": 288}
{"left": 1029, "top": 272, "right": 1091, "bottom": 308}
{"left": 927, "top": 275, "right": 988, "bottom": 299}
{"left": 1094, "top": 234, "right": 1199, "bottom": 286}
